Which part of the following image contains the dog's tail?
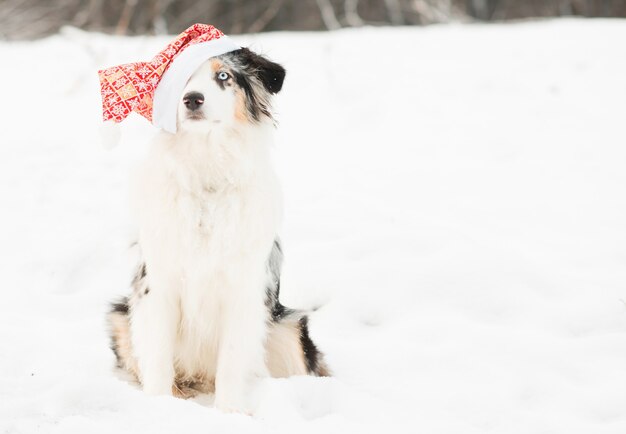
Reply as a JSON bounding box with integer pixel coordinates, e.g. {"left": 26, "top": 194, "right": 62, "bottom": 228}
{"left": 266, "top": 308, "right": 331, "bottom": 378}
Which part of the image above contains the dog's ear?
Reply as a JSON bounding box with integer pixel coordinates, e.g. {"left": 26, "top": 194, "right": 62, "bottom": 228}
{"left": 240, "top": 48, "right": 286, "bottom": 94}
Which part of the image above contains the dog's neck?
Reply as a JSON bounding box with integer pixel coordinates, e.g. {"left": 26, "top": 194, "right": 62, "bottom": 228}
{"left": 156, "top": 123, "right": 275, "bottom": 190}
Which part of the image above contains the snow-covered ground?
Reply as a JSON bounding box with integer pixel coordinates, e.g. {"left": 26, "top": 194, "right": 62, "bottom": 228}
{"left": 1, "top": 18, "right": 625, "bottom": 433}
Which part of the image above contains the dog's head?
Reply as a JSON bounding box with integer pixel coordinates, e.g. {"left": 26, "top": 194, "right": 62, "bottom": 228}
{"left": 177, "top": 48, "right": 285, "bottom": 133}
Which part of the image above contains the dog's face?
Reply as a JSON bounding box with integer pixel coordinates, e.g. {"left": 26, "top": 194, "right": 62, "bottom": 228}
{"left": 177, "top": 48, "right": 285, "bottom": 133}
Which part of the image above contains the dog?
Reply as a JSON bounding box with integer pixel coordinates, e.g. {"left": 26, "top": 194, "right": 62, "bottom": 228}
{"left": 106, "top": 47, "right": 329, "bottom": 413}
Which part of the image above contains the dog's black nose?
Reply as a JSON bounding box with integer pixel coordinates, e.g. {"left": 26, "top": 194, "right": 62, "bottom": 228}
{"left": 183, "top": 92, "right": 204, "bottom": 111}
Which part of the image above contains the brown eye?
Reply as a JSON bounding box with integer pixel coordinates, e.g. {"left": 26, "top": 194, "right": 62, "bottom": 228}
{"left": 217, "top": 72, "right": 230, "bottom": 81}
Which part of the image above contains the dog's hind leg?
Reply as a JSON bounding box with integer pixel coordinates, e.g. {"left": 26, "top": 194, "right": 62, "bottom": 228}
{"left": 264, "top": 240, "right": 330, "bottom": 377}
{"left": 107, "top": 298, "right": 139, "bottom": 378}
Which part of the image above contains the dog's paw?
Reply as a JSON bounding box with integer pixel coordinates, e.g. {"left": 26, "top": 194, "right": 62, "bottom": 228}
{"left": 172, "top": 383, "right": 198, "bottom": 399}
{"left": 142, "top": 379, "right": 174, "bottom": 396}
{"left": 215, "top": 405, "right": 252, "bottom": 416}
{"left": 214, "top": 394, "right": 250, "bottom": 415}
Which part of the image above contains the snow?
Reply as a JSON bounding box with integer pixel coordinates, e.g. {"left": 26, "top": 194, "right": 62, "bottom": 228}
{"left": 1, "top": 18, "right": 626, "bottom": 433}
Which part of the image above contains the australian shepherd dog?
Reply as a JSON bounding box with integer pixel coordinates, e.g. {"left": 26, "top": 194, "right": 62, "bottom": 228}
{"left": 107, "top": 47, "right": 329, "bottom": 413}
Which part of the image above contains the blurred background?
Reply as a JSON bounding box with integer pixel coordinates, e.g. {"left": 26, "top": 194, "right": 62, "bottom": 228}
{"left": 1, "top": 0, "right": 626, "bottom": 39}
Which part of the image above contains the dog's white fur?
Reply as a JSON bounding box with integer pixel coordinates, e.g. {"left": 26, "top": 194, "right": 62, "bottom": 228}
{"left": 129, "top": 58, "right": 282, "bottom": 412}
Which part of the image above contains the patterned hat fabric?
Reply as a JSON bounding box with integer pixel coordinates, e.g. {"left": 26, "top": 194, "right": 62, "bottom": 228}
{"left": 98, "top": 24, "right": 240, "bottom": 133}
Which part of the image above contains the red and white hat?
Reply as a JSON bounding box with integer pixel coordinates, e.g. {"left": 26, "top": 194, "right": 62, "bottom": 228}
{"left": 98, "top": 23, "right": 240, "bottom": 134}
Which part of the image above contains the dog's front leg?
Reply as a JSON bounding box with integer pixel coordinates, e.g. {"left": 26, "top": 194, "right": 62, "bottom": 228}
{"left": 131, "top": 285, "right": 179, "bottom": 396}
{"left": 214, "top": 270, "right": 268, "bottom": 413}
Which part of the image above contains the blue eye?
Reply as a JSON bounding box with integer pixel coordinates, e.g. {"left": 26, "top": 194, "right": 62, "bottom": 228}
{"left": 218, "top": 72, "right": 230, "bottom": 81}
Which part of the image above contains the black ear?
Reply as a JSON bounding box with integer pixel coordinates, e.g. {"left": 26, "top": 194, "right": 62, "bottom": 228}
{"left": 240, "top": 47, "right": 286, "bottom": 94}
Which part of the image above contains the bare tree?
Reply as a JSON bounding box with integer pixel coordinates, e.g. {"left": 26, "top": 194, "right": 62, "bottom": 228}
{"left": 344, "top": 0, "right": 364, "bottom": 27}
{"left": 1, "top": 0, "right": 626, "bottom": 40}
{"left": 116, "top": 0, "right": 138, "bottom": 35}
{"left": 249, "top": 0, "right": 285, "bottom": 33}
{"left": 315, "top": 0, "right": 341, "bottom": 30}
{"left": 384, "top": 0, "right": 404, "bottom": 24}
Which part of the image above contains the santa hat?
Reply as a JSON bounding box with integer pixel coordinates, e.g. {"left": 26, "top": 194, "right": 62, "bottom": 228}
{"left": 98, "top": 23, "right": 240, "bottom": 138}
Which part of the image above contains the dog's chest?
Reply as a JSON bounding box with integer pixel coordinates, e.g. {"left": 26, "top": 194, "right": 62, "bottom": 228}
{"left": 181, "top": 181, "right": 230, "bottom": 237}
{"left": 135, "top": 136, "right": 277, "bottom": 296}
{"left": 134, "top": 139, "right": 278, "bottom": 265}
{"left": 173, "top": 165, "right": 249, "bottom": 246}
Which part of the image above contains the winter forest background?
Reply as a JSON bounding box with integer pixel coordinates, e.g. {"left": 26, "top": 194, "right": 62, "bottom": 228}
{"left": 1, "top": 0, "right": 626, "bottom": 38}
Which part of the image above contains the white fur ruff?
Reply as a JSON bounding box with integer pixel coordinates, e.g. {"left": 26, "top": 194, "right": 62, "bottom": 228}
{"left": 130, "top": 124, "right": 281, "bottom": 411}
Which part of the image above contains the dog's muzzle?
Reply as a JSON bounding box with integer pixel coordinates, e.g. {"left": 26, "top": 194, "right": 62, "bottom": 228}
{"left": 183, "top": 92, "right": 204, "bottom": 111}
